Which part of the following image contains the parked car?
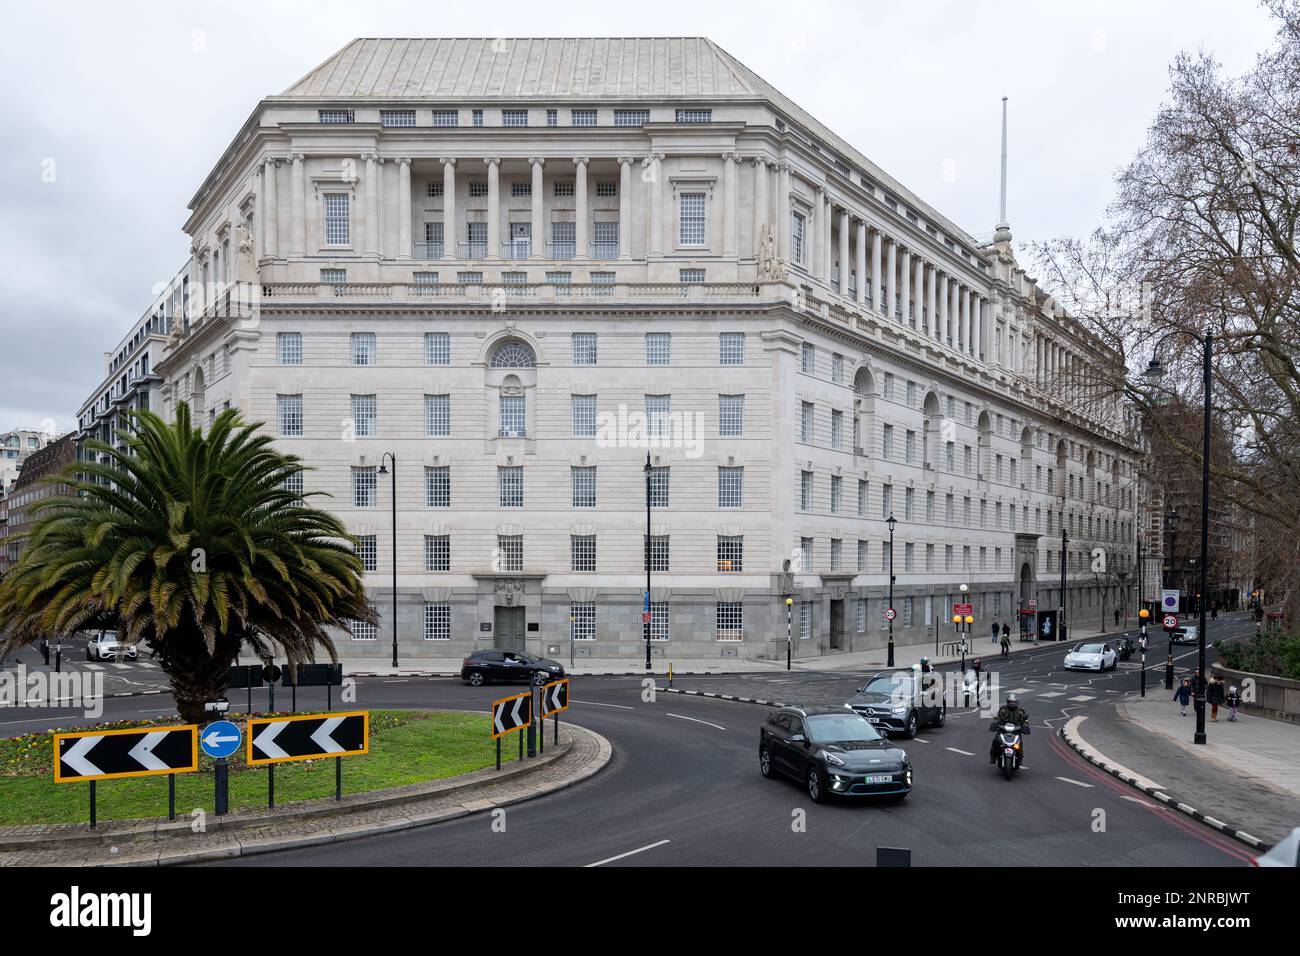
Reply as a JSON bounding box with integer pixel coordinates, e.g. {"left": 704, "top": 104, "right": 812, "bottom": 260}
{"left": 1063, "top": 641, "right": 1117, "bottom": 671}
{"left": 460, "top": 650, "right": 565, "bottom": 687}
{"left": 845, "top": 671, "right": 945, "bottom": 739}
{"left": 85, "top": 630, "right": 137, "bottom": 662}
{"left": 1170, "top": 625, "right": 1200, "bottom": 646}
{"left": 759, "top": 706, "right": 912, "bottom": 803}
{"left": 1253, "top": 826, "right": 1300, "bottom": 867}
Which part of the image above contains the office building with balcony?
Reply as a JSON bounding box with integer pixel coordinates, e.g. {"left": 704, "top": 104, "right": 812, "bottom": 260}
{"left": 86, "top": 37, "right": 1149, "bottom": 660}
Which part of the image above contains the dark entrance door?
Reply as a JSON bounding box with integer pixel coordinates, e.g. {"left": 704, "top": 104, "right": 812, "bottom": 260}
{"left": 829, "top": 600, "right": 845, "bottom": 650}
{"left": 493, "top": 606, "right": 526, "bottom": 652}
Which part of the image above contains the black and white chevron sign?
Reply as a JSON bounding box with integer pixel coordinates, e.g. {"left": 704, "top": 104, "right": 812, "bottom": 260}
{"left": 491, "top": 691, "right": 532, "bottom": 738}
{"left": 53, "top": 725, "right": 198, "bottom": 783}
{"left": 246, "top": 711, "right": 369, "bottom": 766}
{"left": 540, "top": 678, "right": 570, "bottom": 718}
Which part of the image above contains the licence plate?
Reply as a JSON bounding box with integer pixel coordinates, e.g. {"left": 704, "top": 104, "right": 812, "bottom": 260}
{"left": 865, "top": 774, "right": 893, "bottom": 784}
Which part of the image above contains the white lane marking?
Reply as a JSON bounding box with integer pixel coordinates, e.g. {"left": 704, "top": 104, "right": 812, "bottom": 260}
{"left": 1038, "top": 691, "right": 1064, "bottom": 698}
{"left": 945, "top": 747, "right": 976, "bottom": 756}
{"left": 1068, "top": 695, "right": 1096, "bottom": 702}
{"left": 1008, "top": 688, "right": 1032, "bottom": 694}
{"left": 585, "top": 839, "right": 671, "bottom": 868}
{"left": 581, "top": 700, "right": 635, "bottom": 710}
{"left": 665, "top": 712, "right": 726, "bottom": 731}
{"left": 83, "top": 664, "right": 103, "bottom": 671}
{"left": 1121, "top": 795, "right": 1156, "bottom": 808}
{"left": 382, "top": 679, "right": 410, "bottom": 683}
{"left": 909, "top": 736, "right": 930, "bottom": 743}
{"left": 1054, "top": 776, "right": 1094, "bottom": 788}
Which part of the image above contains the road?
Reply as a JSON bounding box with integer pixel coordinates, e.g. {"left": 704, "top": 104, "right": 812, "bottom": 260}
{"left": 1, "top": 618, "right": 1256, "bottom": 867}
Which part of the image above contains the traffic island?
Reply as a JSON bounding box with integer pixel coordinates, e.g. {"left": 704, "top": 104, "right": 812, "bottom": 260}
{"left": 0, "top": 711, "right": 611, "bottom": 866}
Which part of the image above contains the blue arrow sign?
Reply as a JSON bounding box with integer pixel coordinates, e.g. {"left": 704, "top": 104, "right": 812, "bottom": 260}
{"left": 200, "top": 720, "right": 242, "bottom": 759}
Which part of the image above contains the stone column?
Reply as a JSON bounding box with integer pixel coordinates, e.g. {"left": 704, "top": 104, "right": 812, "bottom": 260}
{"left": 776, "top": 162, "right": 791, "bottom": 263}
{"left": 530, "top": 157, "right": 545, "bottom": 259}
{"left": 950, "top": 280, "right": 961, "bottom": 348}
{"left": 855, "top": 220, "right": 867, "bottom": 307}
{"left": 262, "top": 157, "right": 278, "bottom": 258}
{"left": 619, "top": 157, "right": 633, "bottom": 259}
{"left": 885, "top": 237, "right": 897, "bottom": 319}
{"left": 900, "top": 248, "right": 911, "bottom": 325}
{"left": 838, "top": 208, "right": 850, "bottom": 296}
{"left": 397, "top": 157, "right": 411, "bottom": 259}
{"left": 926, "top": 264, "right": 937, "bottom": 337}
{"left": 914, "top": 256, "right": 925, "bottom": 333}
{"left": 485, "top": 157, "right": 501, "bottom": 258}
{"left": 871, "top": 228, "right": 882, "bottom": 313}
{"left": 364, "top": 153, "right": 380, "bottom": 258}
{"left": 574, "top": 157, "right": 589, "bottom": 259}
{"left": 441, "top": 158, "right": 456, "bottom": 259}
{"left": 823, "top": 192, "right": 833, "bottom": 283}
{"left": 722, "top": 152, "right": 738, "bottom": 258}
{"left": 939, "top": 274, "right": 949, "bottom": 344}
{"left": 289, "top": 153, "right": 305, "bottom": 257}
{"left": 811, "top": 187, "right": 825, "bottom": 280}
{"left": 647, "top": 153, "right": 664, "bottom": 258}
{"left": 752, "top": 157, "right": 769, "bottom": 257}
{"left": 960, "top": 287, "right": 970, "bottom": 355}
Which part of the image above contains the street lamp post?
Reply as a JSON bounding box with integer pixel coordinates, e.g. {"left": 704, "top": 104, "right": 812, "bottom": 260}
{"left": 887, "top": 515, "right": 896, "bottom": 668}
{"left": 644, "top": 452, "right": 651, "bottom": 672}
{"left": 1138, "top": 527, "right": 1147, "bottom": 698}
{"left": 1143, "top": 326, "right": 1213, "bottom": 745}
{"left": 377, "top": 454, "right": 398, "bottom": 669}
{"left": 785, "top": 597, "right": 794, "bottom": 671}
{"left": 1059, "top": 498, "right": 1069, "bottom": 644}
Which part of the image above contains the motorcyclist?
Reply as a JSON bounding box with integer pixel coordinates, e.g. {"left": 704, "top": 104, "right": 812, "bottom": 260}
{"left": 989, "top": 693, "right": 1029, "bottom": 763}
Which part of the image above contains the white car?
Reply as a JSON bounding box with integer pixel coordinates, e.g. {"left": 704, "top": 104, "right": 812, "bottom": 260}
{"left": 1171, "top": 625, "right": 1200, "bottom": 646}
{"left": 86, "top": 630, "right": 138, "bottom": 661}
{"left": 1254, "top": 827, "right": 1299, "bottom": 867}
{"left": 1063, "top": 641, "right": 1116, "bottom": 671}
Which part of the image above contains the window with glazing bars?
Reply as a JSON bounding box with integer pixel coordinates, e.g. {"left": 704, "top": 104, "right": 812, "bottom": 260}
{"left": 570, "top": 535, "right": 596, "bottom": 572}
{"left": 323, "top": 194, "right": 350, "bottom": 245}
{"left": 502, "top": 110, "right": 528, "bottom": 127}
{"left": 571, "top": 603, "right": 595, "bottom": 640}
{"left": 614, "top": 109, "right": 650, "bottom": 126}
{"left": 830, "top": 475, "right": 842, "bottom": 513}
{"left": 716, "top": 602, "right": 743, "bottom": 641}
{"left": 801, "top": 471, "right": 813, "bottom": 510}
{"left": 351, "top": 332, "right": 375, "bottom": 366}
{"left": 468, "top": 181, "right": 488, "bottom": 198}
{"left": 571, "top": 395, "right": 596, "bottom": 437}
{"left": 498, "top": 466, "right": 523, "bottom": 507}
{"left": 649, "top": 602, "right": 669, "bottom": 640}
{"left": 511, "top": 181, "right": 531, "bottom": 198}
{"left": 277, "top": 394, "right": 302, "bottom": 436}
{"left": 718, "top": 394, "right": 744, "bottom": 437}
{"left": 356, "top": 535, "right": 377, "bottom": 571}
{"left": 595, "top": 180, "right": 616, "bottom": 197}
{"left": 278, "top": 332, "right": 302, "bottom": 365}
{"left": 424, "top": 604, "right": 450, "bottom": 640}
{"left": 553, "top": 179, "right": 575, "bottom": 197}
{"left": 349, "top": 619, "right": 377, "bottom": 641}
{"left": 718, "top": 466, "right": 743, "bottom": 508}
{"left": 499, "top": 394, "right": 525, "bottom": 436}
{"left": 792, "top": 212, "right": 806, "bottom": 264}
{"left": 647, "top": 466, "right": 669, "bottom": 507}
{"left": 572, "top": 332, "right": 597, "bottom": 365}
{"left": 571, "top": 466, "right": 596, "bottom": 507}
{"left": 425, "top": 466, "right": 449, "bottom": 507}
{"left": 801, "top": 342, "right": 815, "bottom": 373}
{"left": 424, "top": 535, "right": 449, "bottom": 572}
{"left": 352, "top": 467, "right": 376, "bottom": 508}
{"left": 645, "top": 395, "right": 671, "bottom": 440}
{"left": 432, "top": 110, "right": 458, "bottom": 127}
{"left": 497, "top": 535, "right": 522, "bottom": 571}
{"left": 645, "top": 535, "right": 669, "bottom": 572}
{"left": 645, "top": 333, "right": 671, "bottom": 366}
{"left": 281, "top": 471, "right": 304, "bottom": 495}
{"left": 380, "top": 110, "right": 415, "bottom": 127}
{"left": 318, "top": 109, "right": 353, "bottom": 124}
{"left": 717, "top": 535, "right": 743, "bottom": 572}
{"left": 679, "top": 193, "right": 705, "bottom": 245}
{"left": 571, "top": 109, "right": 597, "bottom": 127}
{"left": 675, "top": 109, "right": 712, "bottom": 123}
{"left": 425, "top": 394, "right": 449, "bottom": 436}
{"left": 679, "top": 268, "right": 704, "bottom": 283}
{"left": 801, "top": 402, "right": 813, "bottom": 442}
{"left": 719, "top": 332, "right": 744, "bottom": 365}
{"left": 425, "top": 332, "right": 449, "bottom": 365}
{"left": 351, "top": 394, "right": 376, "bottom": 437}
{"left": 426, "top": 181, "right": 444, "bottom": 197}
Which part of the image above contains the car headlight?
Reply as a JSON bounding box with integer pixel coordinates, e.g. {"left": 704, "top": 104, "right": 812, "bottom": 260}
{"left": 820, "top": 751, "right": 846, "bottom": 767}
{"left": 891, "top": 706, "right": 908, "bottom": 715}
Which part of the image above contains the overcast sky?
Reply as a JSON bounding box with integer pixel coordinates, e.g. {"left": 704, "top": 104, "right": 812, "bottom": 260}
{"left": 0, "top": 0, "right": 1280, "bottom": 433}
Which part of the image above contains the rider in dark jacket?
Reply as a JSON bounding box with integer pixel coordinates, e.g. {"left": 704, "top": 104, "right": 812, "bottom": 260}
{"left": 990, "top": 694, "right": 1029, "bottom": 763}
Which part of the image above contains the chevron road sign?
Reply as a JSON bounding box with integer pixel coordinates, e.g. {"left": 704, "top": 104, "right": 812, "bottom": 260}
{"left": 53, "top": 725, "right": 199, "bottom": 783}
{"left": 492, "top": 690, "right": 532, "bottom": 738}
{"left": 246, "top": 711, "right": 369, "bottom": 766}
{"left": 540, "top": 678, "right": 570, "bottom": 719}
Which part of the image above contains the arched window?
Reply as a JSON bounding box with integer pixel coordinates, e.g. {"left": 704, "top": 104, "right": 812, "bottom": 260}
{"left": 490, "top": 340, "right": 536, "bottom": 368}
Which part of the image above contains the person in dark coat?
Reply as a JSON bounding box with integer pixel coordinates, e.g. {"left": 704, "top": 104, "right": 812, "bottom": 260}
{"left": 1207, "top": 675, "right": 1225, "bottom": 721}
{"left": 1226, "top": 684, "right": 1242, "bottom": 721}
{"left": 1173, "top": 679, "right": 1191, "bottom": 717}
{"left": 991, "top": 619, "right": 1000, "bottom": 644}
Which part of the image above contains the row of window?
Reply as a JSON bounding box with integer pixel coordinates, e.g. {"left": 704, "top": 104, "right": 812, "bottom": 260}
{"left": 321, "top": 108, "right": 711, "bottom": 128}
{"left": 425, "top": 179, "right": 621, "bottom": 199}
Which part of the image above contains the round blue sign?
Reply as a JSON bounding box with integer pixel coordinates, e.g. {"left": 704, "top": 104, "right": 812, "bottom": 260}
{"left": 200, "top": 720, "right": 242, "bottom": 759}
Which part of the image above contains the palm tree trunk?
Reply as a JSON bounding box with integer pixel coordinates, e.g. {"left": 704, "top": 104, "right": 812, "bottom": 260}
{"left": 156, "top": 623, "right": 243, "bottom": 725}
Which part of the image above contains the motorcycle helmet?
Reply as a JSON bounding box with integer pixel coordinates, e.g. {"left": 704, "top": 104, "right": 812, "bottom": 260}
{"left": 1006, "top": 693, "right": 1020, "bottom": 708}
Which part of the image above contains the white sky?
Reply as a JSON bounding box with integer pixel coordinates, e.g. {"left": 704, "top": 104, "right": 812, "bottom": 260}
{"left": 0, "top": 0, "right": 1280, "bottom": 433}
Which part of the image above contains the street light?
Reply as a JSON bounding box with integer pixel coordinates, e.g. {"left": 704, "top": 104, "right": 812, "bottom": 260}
{"left": 643, "top": 452, "right": 652, "bottom": 672}
{"left": 377, "top": 454, "right": 398, "bottom": 669}
{"left": 1143, "top": 326, "right": 1213, "bottom": 746}
{"left": 886, "top": 514, "right": 897, "bottom": 668}
{"left": 785, "top": 597, "right": 794, "bottom": 671}
{"left": 1059, "top": 494, "right": 1069, "bottom": 644}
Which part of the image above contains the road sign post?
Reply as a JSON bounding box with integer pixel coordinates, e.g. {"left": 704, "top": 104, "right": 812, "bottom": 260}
{"left": 541, "top": 679, "right": 569, "bottom": 749}
{"left": 491, "top": 691, "right": 533, "bottom": 770}
{"left": 1162, "top": 614, "right": 1178, "bottom": 689}
{"left": 53, "top": 724, "right": 199, "bottom": 828}
{"left": 247, "top": 711, "right": 369, "bottom": 807}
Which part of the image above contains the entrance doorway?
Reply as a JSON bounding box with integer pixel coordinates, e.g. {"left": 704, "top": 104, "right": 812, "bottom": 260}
{"left": 829, "top": 600, "right": 845, "bottom": 650}
{"left": 493, "top": 606, "right": 526, "bottom": 652}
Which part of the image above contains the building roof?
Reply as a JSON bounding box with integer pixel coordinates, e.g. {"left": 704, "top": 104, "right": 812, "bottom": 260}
{"left": 276, "top": 38, "right": 983, "bottom": 247}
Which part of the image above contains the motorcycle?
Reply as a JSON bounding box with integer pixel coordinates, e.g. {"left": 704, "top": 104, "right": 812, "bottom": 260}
{"left": 990, "top": 721, "right": 1030, "bottom": 780}
{"left": 1117, "top": 635, "right": 1135, "bottom": 662}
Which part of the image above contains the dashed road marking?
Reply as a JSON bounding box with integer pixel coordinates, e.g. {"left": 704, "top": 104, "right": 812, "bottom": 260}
{"left": 1038, "top": 691, "right": 1065, "bottom": 698}
{"left": 665, "top": 712, "right": 726, "bottom": 731}
{"left": 585, "top": 839, "right": 671, "bottom": 868}
{"left": 1055, "top": 776, "right": 1094, "bottom": 788}
{"left": 945, "top": 747, "right": 976, "bottom": 756}
{"left": 582, "top": 701, "right": 635, "bottom": 710}
{"left": 1068, "top": 695, "right": 1096, "bottom": 702}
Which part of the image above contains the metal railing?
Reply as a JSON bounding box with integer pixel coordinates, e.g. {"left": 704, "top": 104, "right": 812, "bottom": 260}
{"left": 547, "top": 240, "right": 576, "bottom": 259}
{"left": 458, "top": 241, "right": 488, "bottom": 259}
{"left": 413, "top": 242, "right": 444, "bottom": 259}
{"left": 501, "top": 240, "right": 532, "bottom": 260}
{"left": 589, "top": 240, "right": 619, "bottom": 259}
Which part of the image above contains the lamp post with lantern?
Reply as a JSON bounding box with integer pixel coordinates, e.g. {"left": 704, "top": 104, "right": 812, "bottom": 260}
{"left": 785, "top": 596, "right": 794, "bottom": 671}
{"left": 886, "top": 514, "right": 897, "bottom": 668}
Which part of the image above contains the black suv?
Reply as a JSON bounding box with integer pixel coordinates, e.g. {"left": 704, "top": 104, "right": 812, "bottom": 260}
{"left": 759, "top": 706, "right": 912, "bottom": 803}
{"left": 846, "top": 670, "right": 945, "bottom": 739}
{"left": 461, "top": 651, "right": 565, "bottom": 687}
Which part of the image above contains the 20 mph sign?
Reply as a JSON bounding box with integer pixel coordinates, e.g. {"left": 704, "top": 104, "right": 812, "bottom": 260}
{"left": 1163, "top": 614, "right": 1179, "bottom": 630}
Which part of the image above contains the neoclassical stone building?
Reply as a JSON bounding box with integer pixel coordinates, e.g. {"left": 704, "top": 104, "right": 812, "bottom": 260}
{"left": 94, "top": 38, "right": 1147, "bottom": 660}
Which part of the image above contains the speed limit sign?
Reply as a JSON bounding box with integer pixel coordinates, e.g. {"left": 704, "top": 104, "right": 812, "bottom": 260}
{"left": 1163, "top": 614, "right": 1178, "bottom": 630}
{"left": 884, "top": 607, "right": 897, "bottom": 622}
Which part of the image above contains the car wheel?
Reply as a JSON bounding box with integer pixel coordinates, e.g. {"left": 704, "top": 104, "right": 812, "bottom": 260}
{"left": 759, "top": 746, "right": 775, "bottom": 779}
{"left": 532, "top": 671, "right": 549, "bottom": 686}
{"left": 807, "top": 765, "right": 827, "bottom": 804}
{"left": 903, "top": 712, "right": 919, "bottom": 739}
{"left": 933, "top": 708, "right": 946, "bottom": 728}
{"left": 467, "top": 671, "right": 485, "bottom": 687}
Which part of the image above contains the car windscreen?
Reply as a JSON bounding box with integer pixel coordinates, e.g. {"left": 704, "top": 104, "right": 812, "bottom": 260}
{"left": 806, "top": 714, "right": 882, "bottom": 743}
{"left": 1076, "top": 644, "right": 1103, "bottom": 653}
{"left": 862, "top": 674, "right": 912, "bottom": 696}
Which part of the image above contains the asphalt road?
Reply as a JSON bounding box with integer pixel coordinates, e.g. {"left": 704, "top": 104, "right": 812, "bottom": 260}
{"left": 1, "top": 618, "right": 1256, "bottom": 867}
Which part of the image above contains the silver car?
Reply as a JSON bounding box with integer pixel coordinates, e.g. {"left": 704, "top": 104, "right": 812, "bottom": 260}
{"left": 86, "top": 630, "right": 138, "bottom": 661}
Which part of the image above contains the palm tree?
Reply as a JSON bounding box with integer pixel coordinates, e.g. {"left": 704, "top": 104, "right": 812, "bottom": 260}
{"left": 0, "top": 403, "right": 375, "bottom": 724}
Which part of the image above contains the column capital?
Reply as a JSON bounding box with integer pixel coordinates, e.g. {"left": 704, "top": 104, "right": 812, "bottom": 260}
{"left": 261, "top": 155, "right": 279, "bottom": 169}
{"left": 290, "top": 152, "right": 305, "bottom": 163}
{"left": 362, "top": 150, "right": 379, "bottom": 163}
{"left": 750, "top": 154, "right": 770, "bottom": 169}
{"left": 440, "top": 157, "right": 457, "bottom": 167}
{"left": 647, "top": 151, "right": 665, "bottom": 163}
{"left": 617, "top": 156, "right": 635, "bottom": 166}
{"left": 529, "top": 156, "right": 546, "bottom": 167}
{"left": 483, "top": 156, "right": 500, "bottom": 167}
{"left": 721, "top": 151, "right": 740, "bottom": 164}
{"left": 573, "top": 156, "right": 590, "bottom": 167}
{"left": 397, "top": 156, "right": 411, "bottom": 167}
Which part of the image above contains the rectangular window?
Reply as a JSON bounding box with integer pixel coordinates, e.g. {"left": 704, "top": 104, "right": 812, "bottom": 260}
{"left": 882, "top": 424, "right": 894, "bottom": 459}
{"left": 553, "top": 179, "right": 575, "bottom": 198}
{"left": 718, "top": 466, "right": 744, "bottom": 508}
{"left": 719, "top": 332, "right": 744, "bottom": 365}
{"left": 645, "top": 332, "right": 671, "bottom": 366}
{"left": 646, "top": 535, "right": 670, "bottom": 573}
{"left": 716, "top": 602, "right": 743, "bottom": 641}
{"left": 426, "top": 182, "right": 444, "bottom": 199}
{"left": 323, "top": 193, "right": 350, "bottom": 245}
{"left": 791, "top": 212, "right": 806, "bottom": 265}
{"left": 432, "top": 110, "right": 459, "bottom": 127}
{"left": 718, "top": 394, "right": 744, "bottom": 437}
{"left": 352, "top": 467, "right": 376, "bottom": 508}
{"left": 546, "top": 109, "right": 558, "bottom": 127}
{"left": 858, "top": 480, "right": 868, "bottom": 516}
{"left": 425, "top": 394, "right": 450, "bottom": 437}
{"left": 595, "top": 180, "right": 617, "bottom": 197}
{"left": 570, "top": 535, "right": 596, "bottom": 572}
{"left": 571, "top": 466, "right": 596, "bottom": 508}
{"left": 717, "top": 536, "right": 743, "bottom": 572}
{"left": 572, "top": 332, "right": 597, "bottom": 365}
{"left": 829, "top": 475, "right": 842, "bottom": 514}
{"left": 830, "top": 538, "right": 842, "bottom": 571}
{"left": 468, "top": 181, "right": 489, "bottom": 198}
{"left": 498, "top": 466, "right": 523, "bottom": 507}
{"left": 904, "top": 487, "right": 915, "bottom": 521}
{"left": 351, "top": 332, "right": 375, "bottom": 366}
{"left": 801, "top": 471, "right": 813, "bottom": 511}
{"left": 356, "top": 535, "right": 377, "bottom": 572}
{"left": 510, "top": 181, "right": 531, "bottom": 198}
{"left": 648, "top": 466, "right": 669, "bottom": 507}
{"left": 318, "top": 109, "right": 353, "bottom": 124}
{"left": 424, "top": 332, "right": 450, "bottom": 365}
{"left": 502, "top": 109, "right": 528, "bottom": 127}
{"left": 424, "top": 604, "right": 451, "bottom": 641}
{"left": 857, "top": 599, "right": 867, "bottom": 633}
{"left": 497, "top": 535, "right": 522, "bottom": 571}
{"left": 679, "top": 193, "right": 706, "bottom": 246}
{"left": 646, "top": 395, "right": 672, "bottom": 440}
{"left": 571, "top": 394, "right": 597, "bottom": 437}
{"left": 281, "top": 471, "right": 304, "bottom": 496}
{"left": 649, "top": 602, "right": 669, "bottom": 641}
{"left": 801, "top": 537, "right": 813, "bottom": 572}
{"left": 380, "top": 110, "right": 416, "bottom": 127}
{"left": 592, "top": 221, "right": 619, "bottom": 258}
{"left": 424, "top": 535, "right": 450, "bottom": 572}
{"left": 413, "top": 271, "right": 439, "bottom": 293}
{"left": 614, "top": 109, "right": 650, "bottom": 127}
{"left": 800, "top": 601, "right": 813, "bottom": 639}
{"left": 675, "top": 108, "right": 712, "bottom": 123}
{"left": 570, "top": 603, "right": 595, "bottom": 641}
{"left": 858, "top": 540, "right": 868, "bottom": 572}
{"left": 351, "top": 394, "right": 376, "bottom": 437}
{"left": 831, "top": 410, "right": 843, "bottom": 449}
{"left": 277, "top": 394, "right": 302, "bottom": 437}
{"left": 425, "top": 466, "right": 450, "bottom": 508}
{"left": 882, "top": 483, "right": 893, "bottom": 519}
{"left": 572, "top": 109, "right": 597, "bottom": 127}
{"left": 679, "top": 268, "right": 704, "bottom": 283}
{"left": 278, "top": 332, "right": 302, "bottom": 365}
{"left": 905, "top": 430, "right": 915, "bottom": 463}
{"left": 348, "top": 619, "right": 377, "bottom": 641}
{"left": 832, "top": 353, "right": 844, "bottom": 384}
{"left": 499, "top": 394, "right": 525, "bottom": 437}
{"left": 801, "top": 402, "right": 814, "bottom": 443}
{"left": 550, "top": 221, "right": 576, "bottom": 257}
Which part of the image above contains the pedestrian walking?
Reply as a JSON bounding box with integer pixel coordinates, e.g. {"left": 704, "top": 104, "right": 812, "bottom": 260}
{"left": 1173, "top": 679, "right": 1191, "bottom": 716}
{"left": 1114, "top": 608, "right": 1121, "bottom": 627}
{"left": 1207, "top": 675, "right": 1225, "bottom": 722}
{"left": 1226, "top": 684, "right": 1242, "bottom": 721}
{"left": 991, "top": 619, "right": 1000, "bottom": 644}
